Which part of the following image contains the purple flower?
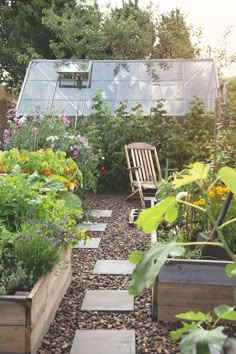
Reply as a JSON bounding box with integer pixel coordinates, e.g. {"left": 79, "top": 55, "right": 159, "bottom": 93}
{"left": 73, "top": 150, "right": 79, "bottom": 156}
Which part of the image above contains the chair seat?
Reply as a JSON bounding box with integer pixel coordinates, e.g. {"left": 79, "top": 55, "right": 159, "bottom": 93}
{"left": 132, "top": 181, "right": 156, "bottom": 189}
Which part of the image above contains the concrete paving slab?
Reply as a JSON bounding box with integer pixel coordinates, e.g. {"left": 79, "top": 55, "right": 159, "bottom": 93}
{"left": 70, "top": 330, "right": 135, "bottom": 354}
{"left": 74, "top": 238, "right": 101, "bottom": 249}
{"left": 81, "top": 290, "right": 134, "bottom": 312}
{"left": 77, "top": 223, "right": 107, "bottom": 232}
{"left": 91, "top": 209, "right": 113, "bottom": 218}
{"left": 93, "top": 260, "right": 135, "bottom": 275}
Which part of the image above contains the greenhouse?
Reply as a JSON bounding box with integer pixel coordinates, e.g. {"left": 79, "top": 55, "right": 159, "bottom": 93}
{"left": 16, "top": 59, "right": 219, "bottom": 117}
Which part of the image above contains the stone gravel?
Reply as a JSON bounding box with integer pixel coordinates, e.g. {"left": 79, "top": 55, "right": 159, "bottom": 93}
{"left": 37, "top": 193, "right": 181, "bottom": 354}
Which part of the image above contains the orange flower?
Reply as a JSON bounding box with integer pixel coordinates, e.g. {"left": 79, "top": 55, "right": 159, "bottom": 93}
{"left": 23, "top": 169, "right": 30, "bottom": 174}
{"left": 44, "top": 149, "right": 49, "bottom": 154}
{"left": 38, "top": 169, "right": 43, "bottom": 174}
{"left": 64, "top": 182, "right": 70, "bottom": 189}
{"left": 44, "top": 169, "right": 51, "bottom": 176}
{"left": 64, "top": 168, "right": 69, "bottom": 174}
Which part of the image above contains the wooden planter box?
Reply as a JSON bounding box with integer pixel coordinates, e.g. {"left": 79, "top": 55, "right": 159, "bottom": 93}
{"left": 0, "top": 247, "right": 72, "bottom": 354}
{"left": 152, "top": 259, "right": 236, "bottom": 321}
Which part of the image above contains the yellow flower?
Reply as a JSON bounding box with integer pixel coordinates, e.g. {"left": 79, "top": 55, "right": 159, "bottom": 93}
{"left": 193, "top": 201, "right": 199, "bottom": 206}
{"left": 208, "top": 190, "right": 215, "bottom": 198}
{"left": 216, "top": 187, "right": 223, "bottom": 195}
{"left": 221, "top": 196, "right": 226, "bottom": 201}
{"left": 198, "top": 198, "right": 206, "bottom": 205}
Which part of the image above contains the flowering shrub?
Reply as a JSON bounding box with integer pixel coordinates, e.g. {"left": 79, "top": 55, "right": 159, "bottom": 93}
{"left": 4, "top": 111, "right": 100, "bottom": 192}
{"left": 0, "top": 148, "right": 82, "bottom": 191}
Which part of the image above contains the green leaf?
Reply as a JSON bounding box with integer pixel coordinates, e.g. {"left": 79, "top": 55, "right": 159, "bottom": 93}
{"left": 170, "top": 322, "right": 199, "bottom": 341}
{"left": 128, "top": 240, "right": 184, "bottom": 295}
{"left": 136, "top": 196, "right": 177, "bottom": 233}
{"left": 58, "top": 191, "right": 82, "bottom": 209}
{"left": 173, "top": 162, "right": 209, "bottom": 188}
{"left": 165, "top": 203, "right": 178, "bottom": 223}
{"left": 129, "top": 250, "right": 142, "bottom": 265}
{"left": 218, "top": 166, "right": 236, "bottom": 194}
{"left": 27, "top": 171, "right": 41, "bottom": 185}
{"left": 180, "top": 327, "right": 227, "bottom": 354}
{"left": 169, "top": 246, "right": 185, "bottom": 257}
{"left": 225, "top": 263, "right": 236, "bottom": 277}
{"left": 175, "top": 311, "right": 207, "bottom": 322}
{"left": 214, "top": 304, "right": 236, "bottom": 320}
{"left": 40, "top": 179, "right": 66, "bottom": 192}
{"left": 10, "top": 164, "right": 21, "bottom": 175}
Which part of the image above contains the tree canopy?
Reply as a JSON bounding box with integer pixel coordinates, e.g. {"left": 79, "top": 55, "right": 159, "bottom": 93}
{"left": 0, "top": 0, "right": 198, "bottom": 91}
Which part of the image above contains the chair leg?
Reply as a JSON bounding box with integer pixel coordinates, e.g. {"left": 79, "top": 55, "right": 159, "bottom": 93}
{"left": 126, "top": 189, "right": 139, "bottom": 201}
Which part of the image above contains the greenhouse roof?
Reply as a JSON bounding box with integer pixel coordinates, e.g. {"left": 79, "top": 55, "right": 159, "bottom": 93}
{"left": 16, "top": 59, "right": 219, "bottom": 117}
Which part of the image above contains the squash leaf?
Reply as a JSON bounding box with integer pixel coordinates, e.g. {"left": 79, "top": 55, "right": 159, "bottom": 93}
{"left": 218, "top": 167, "right": 236, "bottom": 194}
{"left": 136, "top": 196, "right": 177, "bottom": 233}
{"left": 128, "top": 240, "right": 184, "bottom": 295}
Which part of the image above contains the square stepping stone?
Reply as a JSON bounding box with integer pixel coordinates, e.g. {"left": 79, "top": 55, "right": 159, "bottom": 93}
{"left": 93, "top": 260, "right": 135, "bottom": 275}
{"left": 77, "top": 223, "right": 107, "bottom": 232}
{"left": 70, "top": 330, "right": 135, "bottom": 354}
{"left": 91, "top": 209, "right": 113, "bottom": 218}
{"left": 74, "top": 238, "right": 101, "bottom": 249}
{"left": 81, "top": 290, "right": 134, "bottom": 312}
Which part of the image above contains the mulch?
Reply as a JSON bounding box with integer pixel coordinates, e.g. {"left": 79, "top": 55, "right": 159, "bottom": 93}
{"left": 36, "top": 193, "right": 191, "bottom": 353}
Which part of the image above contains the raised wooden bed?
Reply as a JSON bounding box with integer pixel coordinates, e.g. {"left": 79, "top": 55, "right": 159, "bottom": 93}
{"left": 152, "top": 258, "right": 236, "bottom": 321}
{"left": 0, "top": 247, "right": 72, "bottom": 354}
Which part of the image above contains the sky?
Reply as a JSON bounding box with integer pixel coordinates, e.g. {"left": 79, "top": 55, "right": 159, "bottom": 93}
{"left": 98, "top": 0, "right": 236, "bottom": 77}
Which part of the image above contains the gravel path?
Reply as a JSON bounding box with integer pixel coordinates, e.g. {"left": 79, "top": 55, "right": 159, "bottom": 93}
{"left": 37, "top": 193, "right": 181, "bottom": 354}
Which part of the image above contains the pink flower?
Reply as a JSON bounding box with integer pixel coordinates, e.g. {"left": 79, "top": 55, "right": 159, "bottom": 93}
{"left": 229, "top": 120, "right": 235, "bottom": 126}
{"left": 62, "top": 114, "right": 70, "bottom": 127}
{"left": 73, "top": 150, "right": 79, "bottom": 156}
{"left": 50, "top": 143, "right": 55, "bottom": 148}
{"left": 32, "top": 126, "right": 38, "bottom": 133}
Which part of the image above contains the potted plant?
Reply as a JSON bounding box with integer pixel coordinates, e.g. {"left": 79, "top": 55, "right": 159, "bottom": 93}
{"left": 129, "top": 162, "right": 236, "bottom": 353}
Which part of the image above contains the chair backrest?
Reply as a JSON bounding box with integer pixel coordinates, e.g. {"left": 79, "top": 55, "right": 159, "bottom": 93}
{"left": 124, "top": 142, "right": 162, "bottom": 184}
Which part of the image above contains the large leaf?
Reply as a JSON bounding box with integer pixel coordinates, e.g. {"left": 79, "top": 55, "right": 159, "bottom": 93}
{"left": 128, "top": 240, "right": 184, "bottom": 295}
{"left": 225, "top": 263, "right": 236, "bottom": 277}
{"left": 136, "top": 196, "right": 177, "bottom": 233}
{"left": 58, "top": 191, "right": 82, "bottom": 209}
{"left": 173, "top": 162, "right": 210, "bottom": 188}
{"left": 218, "top": 167, "right": 236, "bottom": 194}
{"left": 214, "top": 304, "right": 236, "bottom": 320}
{"left": 27, "top": 171, "right": 41, "bottom": 186}
{"left": 180, "top": 327, "right": 227, "bottom": 354}
{"left": 170, "top": 322, "right": 200, "bottom": 341}
{"left": 40, "top": 179, "right": 66, "bottom": 192}
{"left": 129, "top": 250, "right": 142, "bottom": 265}
{"left": 175, "top": 311, "right": 207, "bottom": 322}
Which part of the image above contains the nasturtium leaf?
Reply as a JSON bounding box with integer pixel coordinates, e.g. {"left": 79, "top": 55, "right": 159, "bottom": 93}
{"left": 129, "top": 250, "right": 142, "bottom": 265}
{"left": 180, "top": 327, "right": 227, "bottom": 354}
{"left": 27, "top": 171, "right": 40, "bottom": 185}
{"left": 214, "top": 304, "right": 236, "bottom": 320}
{"left": 40, "top": 179, "right": 66, "bottom": 192}
{"left": 218, "top": 167, "right": 236, "bottom": 194}
{"left": 128, "top": 240, "right": 180, "bottom": 295}
{"left": 225, "top": 263, "right": 236, "bottom": 277}
{"left": 170, "top": 322, "right": 199, "bottom": 341}
{"left": 58, "top": 191, "right": 82, "bottom": 209}
{"left": 136, "top": 196, "right": 177, "bottom": 233}
{"left": 175, "top": 311, "right": 207, "bottom": 321}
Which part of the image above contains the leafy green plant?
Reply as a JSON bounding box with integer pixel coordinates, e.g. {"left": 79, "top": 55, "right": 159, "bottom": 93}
{"left": 170, "top": 305, "right": 236, "bottom": 354}
{"left": 128, "top": 162, "right": 236, "bottom": 353}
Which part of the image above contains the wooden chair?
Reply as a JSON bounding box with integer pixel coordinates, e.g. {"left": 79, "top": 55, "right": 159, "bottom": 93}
{"left": 124, "top": 142, "right": 162, "bottom": 208}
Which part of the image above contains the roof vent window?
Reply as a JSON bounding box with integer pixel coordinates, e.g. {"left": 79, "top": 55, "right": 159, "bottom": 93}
{"left": 57, "top": 60, "right": 92, "bottom": 88}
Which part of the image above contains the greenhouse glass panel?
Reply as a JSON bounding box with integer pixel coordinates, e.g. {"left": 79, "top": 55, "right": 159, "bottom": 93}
{"left": 16, "top": 59, "right": 219, "bottom": 117}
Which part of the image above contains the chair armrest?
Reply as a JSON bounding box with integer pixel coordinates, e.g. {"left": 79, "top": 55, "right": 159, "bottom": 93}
{"left": 127, "top": 166, "right": 141, "bottom": 170}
